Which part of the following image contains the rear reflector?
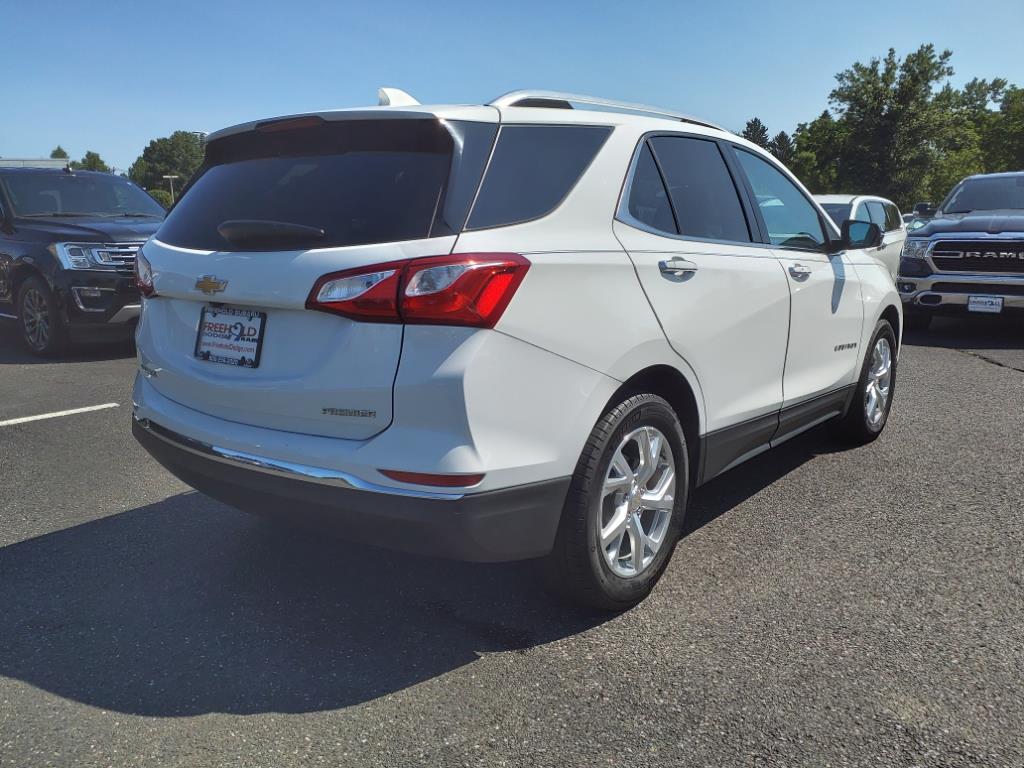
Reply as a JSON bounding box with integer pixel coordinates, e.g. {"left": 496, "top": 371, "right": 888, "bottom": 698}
{"left": 379, "top": 469, "right": 485, "bottom": 488}
{"left": 307, "top": 253, "right": 530, "bottom": 328}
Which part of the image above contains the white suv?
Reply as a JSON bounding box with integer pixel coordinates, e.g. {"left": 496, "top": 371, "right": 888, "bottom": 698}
{"left": 132, "top": 90, "right": 902, "bottom": 609}
{"left": 815, "top": 194, "right": 906, "bottom": 279}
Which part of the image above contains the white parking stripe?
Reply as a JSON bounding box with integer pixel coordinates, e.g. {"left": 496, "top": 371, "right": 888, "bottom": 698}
{"left": 0, "top": 403, "right": 120, "bottom": 427}
{"left": 0, "top": 312, "right": 17, "bottom": 320}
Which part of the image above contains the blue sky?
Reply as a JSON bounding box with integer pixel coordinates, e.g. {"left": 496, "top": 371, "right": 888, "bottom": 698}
{"left": 2, "top": 0, "right": 1022, "bottom": 171}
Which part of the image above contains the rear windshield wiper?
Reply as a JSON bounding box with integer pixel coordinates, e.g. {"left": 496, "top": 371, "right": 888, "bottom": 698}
{"left": 103, "top": 212, "right": 164, "bottom": 218}
{"left": 217, "top": 220, "right": 326, "bottom": 249}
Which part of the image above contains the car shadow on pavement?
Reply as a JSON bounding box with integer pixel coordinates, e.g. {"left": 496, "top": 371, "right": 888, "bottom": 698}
{"left": 0, "top": 424, "right": 853, "bottom": 717}
{"left": 0, "top": 492, "right": 604, "bottom": 716}
{"left": 0, "top": 321, "right": 135, "bottom": 364}
{"left": 902, "top": 314, "right": 1024, "bottom": 352}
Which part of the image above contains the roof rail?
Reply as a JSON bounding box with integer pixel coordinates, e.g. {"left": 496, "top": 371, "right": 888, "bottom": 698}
{"left": 488, "top": 90, "right": 726, "bottom": 132}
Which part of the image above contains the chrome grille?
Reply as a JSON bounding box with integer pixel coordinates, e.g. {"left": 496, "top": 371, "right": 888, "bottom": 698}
{"left": 92, "top": 242, "right": 144, "bottom": 272}
{"left": 931, "top": 240, "right": 1024, "bottom": 274}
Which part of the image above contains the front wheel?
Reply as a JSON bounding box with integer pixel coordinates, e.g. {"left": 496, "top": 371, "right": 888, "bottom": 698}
{"left": 836, "top": 319, "right": 897, "bottom": 444}
{"left": 546, "top": 394, "right": 689, "bottom": 610}
{"left": 17, "top": 276, "right": 66, "bottom": 357}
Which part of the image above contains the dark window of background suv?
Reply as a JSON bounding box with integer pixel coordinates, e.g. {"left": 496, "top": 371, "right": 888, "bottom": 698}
{"left": 625, "top": 143, "right": 676, "bottom": 234}
{"left": 884, "top": 203, "right": 901, "bottom": 231}
{"left": 732, "top": 148, "right": 826, "bottom": 250}
{"left": 649, "top": 136, "right": 751, "bottom": 243}
{"left": 466, "top": 125, "right": 612, "bottom": 230}
{"left": 156, "top": 118, "right": 497, "bottom": 251}
{"left": 866, "top": 201, "right": 887, "bottom": 230}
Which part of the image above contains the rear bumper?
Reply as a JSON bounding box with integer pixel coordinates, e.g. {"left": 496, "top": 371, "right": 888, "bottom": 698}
{"left": 897, "top": 272, "right": 1024, "bottom": 314}
{"left": 133, "top": 416, "right": 569, "bottom": 562}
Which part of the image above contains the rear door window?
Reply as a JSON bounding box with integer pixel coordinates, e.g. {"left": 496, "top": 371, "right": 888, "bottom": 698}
{"left": 466, "top": 125, "right": 611, "bottom": 229}
{"left": 156, "top": 118, "right": 496, "bottom": 251}
{"left": 649, "top": 136, "right": 751, "bottom": 243}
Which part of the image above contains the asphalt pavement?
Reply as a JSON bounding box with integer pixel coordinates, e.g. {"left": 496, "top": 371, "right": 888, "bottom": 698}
{"left": 1, "top": 315, "right": 1022, "bottom": 767}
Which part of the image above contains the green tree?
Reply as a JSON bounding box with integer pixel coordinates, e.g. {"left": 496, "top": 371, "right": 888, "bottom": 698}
{"left": 828, "top": 44, "right": 954, "bottom": 208}
{"left": 50, "top": 145, "right": 69, "bottom": 159}
{"left": 768, "top": 131, "right": 795, "bottom": 166}
{"left": 129, "top": 131, "right": 204, "bottom": 192}
{"left": 741, "top": 117, "right": 771, "bottom": 149}
{"left": 988, "top": 86, "right": 1024, "bottom": 172}
{"left": 70, "top": 151, "right": 111, "bottom": 172}
{"left": 145, "top": 188, "right": 173, "bottom": 209}
{"left": 791, "top": 111, "right": 846, "bottom": 193}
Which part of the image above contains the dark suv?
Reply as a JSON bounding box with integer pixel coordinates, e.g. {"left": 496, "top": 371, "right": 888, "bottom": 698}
{"left": 0, "top": 166, "right": 165, "bottom": 355}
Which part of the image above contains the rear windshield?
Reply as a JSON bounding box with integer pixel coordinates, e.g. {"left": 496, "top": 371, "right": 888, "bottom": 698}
{"left": 156, "top": 118, "right": 497, "bottom": 251}
{"left": 820, "top": 203, "right": 852, "bottom": 224}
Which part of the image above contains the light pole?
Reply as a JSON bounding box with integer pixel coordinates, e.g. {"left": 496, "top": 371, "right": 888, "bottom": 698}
{"left": 163, "top": 174, "right": 181, "bottom": 203}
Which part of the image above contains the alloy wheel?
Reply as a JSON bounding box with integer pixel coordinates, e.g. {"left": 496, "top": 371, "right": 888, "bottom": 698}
{"left": 21, "top": 287, "right": 50, "bottom": 351}
{"left": 599, "top": 426, "right": 676, "bottom": 578}
{"left": 864, "top": 337, "right": 892, "bottom": 427}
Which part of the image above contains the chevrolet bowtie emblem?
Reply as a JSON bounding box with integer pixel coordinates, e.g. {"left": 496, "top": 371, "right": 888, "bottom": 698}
{"left": 195, "top": 275, "right": 228, "bottom": 295}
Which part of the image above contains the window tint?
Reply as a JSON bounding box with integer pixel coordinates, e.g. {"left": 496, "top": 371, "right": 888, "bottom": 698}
{"left": 732, "top": 149, "right": 826, "bottom": 250}
{"left": 852, "top": 203, "right": 871, "bottom": 222}
{"left": 467, "top": 125, "right": 611, "bottom": 230}
{"left": 866, "top": 201, "right": 887, "bottom": 229}
{"left": 625, "top": 144, "right": 676, "bottom": 234}
{"left": 648, "top": 137, "right": 750, "bottom": 242}
{"left": 0, "top": 172, "right": 165, "bottom": 218}
{"left": 820, "top": 203, "right": 851, "bottom": 224}
{"left": 884, "top": 202, "right": 902, "bottom": 231}
{"left": 157, "top": 119, "right": 496, "bottom": 251}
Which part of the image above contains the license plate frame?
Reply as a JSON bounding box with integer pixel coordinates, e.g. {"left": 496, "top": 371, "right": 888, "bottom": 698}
{"left": 967, "top": 295, "right": 1004, "bottom": 314}
{"left": 194, "top": 305, "right": 267, "bottom": 368}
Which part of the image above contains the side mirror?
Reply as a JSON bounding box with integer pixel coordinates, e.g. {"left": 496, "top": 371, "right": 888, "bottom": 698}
{"left": 841, "top": 219, "right": 883, "bottom": 249}
{"left": 913, "top": 202, "right": 935, "bottom": 217}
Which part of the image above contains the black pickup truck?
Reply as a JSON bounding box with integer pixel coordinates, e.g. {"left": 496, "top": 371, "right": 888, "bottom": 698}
{"left": 0, "top": 166, "right": 165, "bottom": 355}
{"left": 897, "top": 172, "right": 1024, "bottom": 330}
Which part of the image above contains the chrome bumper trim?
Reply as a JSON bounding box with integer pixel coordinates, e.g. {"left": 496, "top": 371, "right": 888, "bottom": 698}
{"left": 899, "top": 272, "right": 1024, "bottom": 308}
{"left": 132, "top": 415, "right": 465, "bottom": 501}
{"left": 108, "top": 304, "right": 141, "bottom": 323}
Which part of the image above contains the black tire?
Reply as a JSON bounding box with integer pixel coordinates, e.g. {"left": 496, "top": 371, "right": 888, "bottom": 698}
{"left": 16, "top": 276, "right": 67, "bottom": 357}
{"left": 904, "top": 310, "right": 931, "bottom": 332}
{"left": 836, "top": 319, "right": 897, "bottom": 444}
{"left": 545, "top": 393, "right": 689, "bottom": 611}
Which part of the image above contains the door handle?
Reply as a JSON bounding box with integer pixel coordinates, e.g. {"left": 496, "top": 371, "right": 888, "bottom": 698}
{"left": 788, "top": 264, "right": 812, "bottom": 280}
{"left": 659, "top": 257, "right": 698, "bottom": 276}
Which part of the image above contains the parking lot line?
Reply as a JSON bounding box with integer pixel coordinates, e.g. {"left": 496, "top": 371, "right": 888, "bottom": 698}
{"left": 0, "top": 403, "right": 120, "bottom": 427}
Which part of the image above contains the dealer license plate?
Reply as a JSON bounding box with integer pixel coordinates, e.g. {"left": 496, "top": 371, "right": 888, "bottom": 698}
{"left": 967, "top": 295, "right": 1003, "bottom": 314}
{"left": 194, "top": 305, "right": 266, "bottom": 368}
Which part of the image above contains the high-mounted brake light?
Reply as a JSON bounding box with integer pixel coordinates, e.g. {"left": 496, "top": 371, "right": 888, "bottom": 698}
{"left": 306, "top": 253, "right": 530, "bottom": 328}
{"left": 135, "top": 248, "right": 156, "bottom": 297}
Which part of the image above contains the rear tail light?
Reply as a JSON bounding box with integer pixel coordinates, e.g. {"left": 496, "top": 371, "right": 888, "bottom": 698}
{"left": 135, "top": 248, "right": 156, "bottom": 297}
{"left": 306, "top": 253, "right": 530, "bottom": 328}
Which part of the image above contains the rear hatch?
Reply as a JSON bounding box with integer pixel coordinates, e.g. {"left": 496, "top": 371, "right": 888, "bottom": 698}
{"left": 140, "top": 112, "right": 497, "bottom": 439}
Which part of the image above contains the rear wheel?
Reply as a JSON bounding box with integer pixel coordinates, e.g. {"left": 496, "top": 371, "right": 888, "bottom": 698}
{"left": 546, "top": 394, "right": 688, "bottom": 610}
{"left": 17, "top": 276, "right": 66, "bottom": 357}
{"left": 836, "top": 319, "right": 897, "bottom": 444}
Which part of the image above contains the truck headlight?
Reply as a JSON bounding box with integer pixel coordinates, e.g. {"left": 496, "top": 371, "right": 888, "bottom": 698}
{"left": 50, "top": 244, "right": 123, "bottom": 272}
{"left": 901, "top": 239, "right": 929, "bottom": 259}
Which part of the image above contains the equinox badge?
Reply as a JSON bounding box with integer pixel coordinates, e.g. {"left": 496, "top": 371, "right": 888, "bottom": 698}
{"left": 195, "top": 275, "right": 228, "bottom": 295}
